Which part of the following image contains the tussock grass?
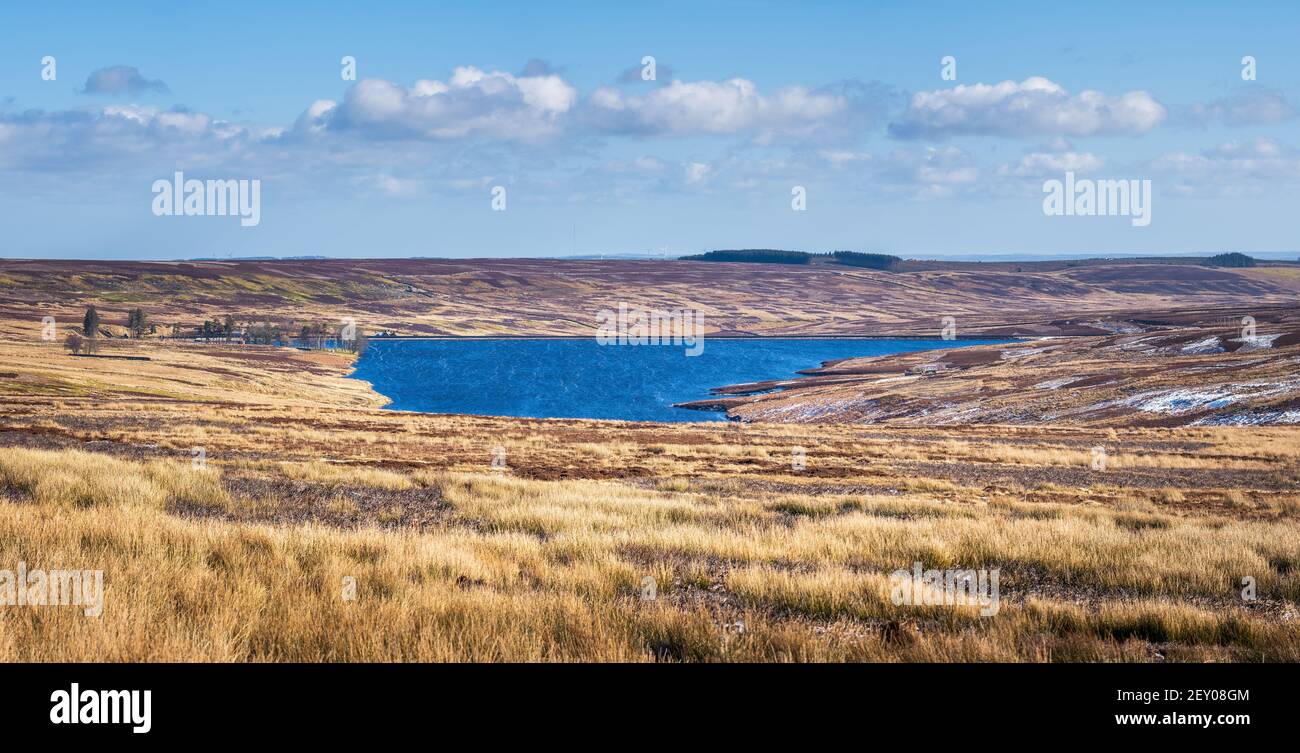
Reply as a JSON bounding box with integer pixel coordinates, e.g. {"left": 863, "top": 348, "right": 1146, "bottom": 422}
{"left": 0, "top": 447, "right": 227, "bottom": 509}
{"left": 2, "top": 332, "right": 1298, "bottom": 662}
{"left": 2, "top": 446, "right": 1295, "bottom": 661}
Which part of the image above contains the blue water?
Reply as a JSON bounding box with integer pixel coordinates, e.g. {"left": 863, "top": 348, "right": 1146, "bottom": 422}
{"left": 350, "top": 338, "right": 1013, "bottom": 422}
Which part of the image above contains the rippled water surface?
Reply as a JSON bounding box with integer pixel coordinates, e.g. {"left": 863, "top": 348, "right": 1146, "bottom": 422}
{"left": 351, "top": 338, "right": 1013, "bottom": 422}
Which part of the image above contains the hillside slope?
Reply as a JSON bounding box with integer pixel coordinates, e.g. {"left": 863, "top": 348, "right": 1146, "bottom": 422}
{"left": 2, "top": 258, "right": 1297, "bottom": 338}
{"left": 679, "top": 311, "right": 1300, "bottom": 427}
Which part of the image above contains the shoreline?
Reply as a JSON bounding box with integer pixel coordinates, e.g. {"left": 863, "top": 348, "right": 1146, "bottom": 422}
{"left": 363, "top": 334, "right": 1034, "bottom": 341}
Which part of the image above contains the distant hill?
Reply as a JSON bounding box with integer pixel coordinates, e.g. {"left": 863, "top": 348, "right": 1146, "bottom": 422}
{"left": 677, "top": 250, "right": 1296, "bottom": 273}
{"left": 3, "top": 256, "right": 1298, "bottom": 339}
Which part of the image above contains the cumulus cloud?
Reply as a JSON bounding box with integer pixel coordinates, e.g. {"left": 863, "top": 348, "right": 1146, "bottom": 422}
{"left": 874, "top": 146, "right": 979, "bottom": 198}
{"left": 1177, "top": 89, "right": 1297, "bottom": 127}
{"left": 1149, "top": 137, "right": 1300, "bottom": 195}
{"left": 888, "top": 77, "right": 1166, "bottom": 140}
{"left": 299, "top": 67, "right": 578, "bottom": 142}
{"left": 80, "top": 66, "right": 169, "bottom": 96}
{"left": 18, "top": 61, "right": 1300, "bottom": 208}
{"left": 585, "top": 77, "right": 878, "bottom": 140}
{"left": 0, "top": 105, "right": 256, "bottom": 172}
{"left": 999, "top": 150, "right": 1104, "bottom": 177}
{"left": 1151, "top": 137, "right": 1295, "bottom": 173}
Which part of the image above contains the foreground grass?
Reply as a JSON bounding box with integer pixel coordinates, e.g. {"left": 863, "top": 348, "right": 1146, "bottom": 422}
{"left": 1, "top": 446, "right": 1296, "bottom": 662}
{"left": 1, "top": 333, "right": 1297, "bottom": 661}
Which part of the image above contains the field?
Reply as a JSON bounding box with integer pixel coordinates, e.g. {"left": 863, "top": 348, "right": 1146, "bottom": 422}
{"left": 4, "top": 256, "right": 1300, "bottom": 338}
{"left": 1, "top": 259, "right": 1298, "bottom": 662}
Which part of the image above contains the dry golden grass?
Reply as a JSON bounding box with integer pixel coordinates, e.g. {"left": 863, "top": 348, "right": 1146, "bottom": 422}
{"left": 1, "top": 332, "right": 1298, "bottom": 662}
{"left": 0, "top": 446, "right": 228, "bottom": 510}
{"left": 1, "top": 444, "right": 1297, "bottom": 662}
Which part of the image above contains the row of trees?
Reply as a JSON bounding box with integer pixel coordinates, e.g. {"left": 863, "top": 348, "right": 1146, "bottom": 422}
{"left": 196, "top": 315, "right": 369, "bottom": 354}
{"left": 1203, "top": 252, "right": 1256, "bottom": 268}
{"left": 65, "top": 306, "right": 367, "bottom": 356}
{"left": 827, "top": 251, "right": 902, "bottom": 270}
{"left": 196, "top": 315, "right": 239, "bottom": 339}
{"left": 679, "top": 249, "right": 902, "bottom": 269}
{"left": 680, "top": 249, "right": 812, "bottom": 264}
{"left": 77, "top": 306, "right": 151, "bottom": 339}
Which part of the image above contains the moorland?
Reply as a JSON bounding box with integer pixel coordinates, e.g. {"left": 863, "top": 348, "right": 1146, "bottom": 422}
{"left": 0, "top": 256, "right": 1296, "bottom": 662}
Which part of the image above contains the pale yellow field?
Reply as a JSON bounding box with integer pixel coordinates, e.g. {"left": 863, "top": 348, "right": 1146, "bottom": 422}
{"left": 0, "top": 334, "right": 1297, "bottom": 661}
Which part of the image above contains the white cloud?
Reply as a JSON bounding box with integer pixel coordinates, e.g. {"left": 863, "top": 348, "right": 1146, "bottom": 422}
{"left": 684, "top": 161, "right": 712, "bottom": 184}
{"left": 0, "top": 105, "right": 256, "bottom": 172}
{"left": 305, "top": 67, "right": 578, "bottom": 141}
{"left": 12, "top": 61, "right": 1300, "bottom": 211}
{"left": 294, "top": 99, "right": 338, "bottom": 136}
{"left": 889, "top": 77, "right": 1166, "bottom": 140}
{"left": 586, "top": 78, "right": 851, "bottom": 138}
{"left": 876, "top": 146, "right": 979, "bottom": 198}
{"left": 1149, "top": 137, "right": 1300, "bottom": 195}
{"left": 1206, "top": 138, "right": 1285, "bottom": 160}
{"left": 999, "top": 150, "right": 1104, "bottom": 177}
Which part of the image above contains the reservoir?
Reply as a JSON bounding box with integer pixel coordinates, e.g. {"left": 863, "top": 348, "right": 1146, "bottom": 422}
{"left": 350, "top": 337, "right": 1012, "bottom": 422}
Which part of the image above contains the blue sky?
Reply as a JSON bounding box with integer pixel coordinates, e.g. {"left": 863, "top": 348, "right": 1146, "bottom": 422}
{"left": 2, "top": 0, "right": 1298, "bottom": 259}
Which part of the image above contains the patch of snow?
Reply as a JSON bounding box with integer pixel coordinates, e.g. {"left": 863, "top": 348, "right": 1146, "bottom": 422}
{"left": 1180, "top": 336, "right": 1223, "bottom": 354}
{"left": 1230, "top": 334, "right": 1282, "bottom": 352}
{"left": 1104, "top": 378, "right": 1300, "bottom": 416}
{"left": 1131, "top": 388, "right": 1238, "bottom": 413}
{"left": 1193, "top": 410, "right": 1300, "bottom": 426}
{"left": 1001, "top": 347, "right": 1050, "bottom": 359}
